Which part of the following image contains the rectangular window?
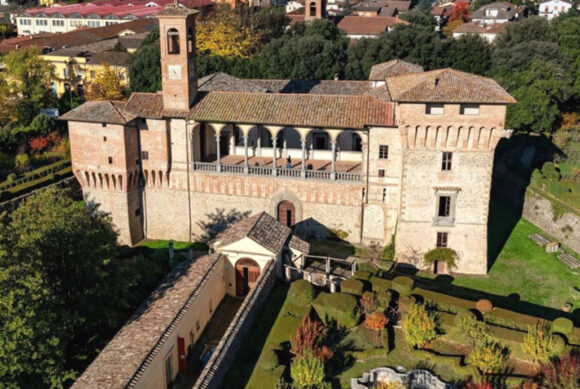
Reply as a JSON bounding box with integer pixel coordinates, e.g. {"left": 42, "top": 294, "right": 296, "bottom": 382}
{"left": 379, "top": 145, "right": 389, "bottom": 159}
{"left": 135, "top": 208, "right": 141, "bottom": 217}
{"left": 196, "top": 320, "right": 200, "bottom": 331}
{"left": 63, "top": 68, "right": 69, "bottom": 78}
{"left": 103, "top": 136, "right": 107, "bottom": 141}
{"left": 436, "top": 232, "right": 448, "bottom": 248}
{"left": 426, "top": 103, "right": 444, "bottom": 115}
{"left": 378, "top": 169, "right": 385, "bottom": 178}
{"left": 108, "top": 156, "right": 113, "bottom": 164}
{"left": 164, "top": 356, "right": 173, "bottom": 388}
{"left": 76, "top": 69, "right": 82, "bottom": 77}
{"left": 438, "top": 196, "right": 451, "bottom": 217}
{"left": 442, "top": 152, "right": 453, "bottom": 171}
{"left": 141, "top": 151, "right": 149, "bottom": 160}
{"left": 460, "top": 104, "right": 480, "bottom": 115}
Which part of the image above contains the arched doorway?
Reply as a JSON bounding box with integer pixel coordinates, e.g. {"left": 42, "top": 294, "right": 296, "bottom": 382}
{"left": 235, "top": 258, "right": 260, "bottom": 297}
{"left": 277, "top": 200, "right": 296, "bottom": 227}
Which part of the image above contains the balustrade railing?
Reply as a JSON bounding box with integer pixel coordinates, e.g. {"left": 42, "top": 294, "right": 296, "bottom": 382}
{"left": 194, "top": 162, "right": 361, "bottom": 182}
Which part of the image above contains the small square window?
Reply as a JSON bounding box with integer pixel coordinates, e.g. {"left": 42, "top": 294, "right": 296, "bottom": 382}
{"left": 108, "top": 156, "right": 113, "bottom": 164}
{"left": 442, "top": 152, "right": 453, "bottom": 171}
{"left": 436, "top": 232, "right": 448, "bottom": 248}
{"left": 135, "top": 208, "right": 141, "bottom": 217}
{"left": 101, "top": 123, "right": 107, "bottom": 127}
{"left": 103, "top": 136, "right": 107, "bottom": 141}
{"left": 141, "top": 151, "right": 149, "bottom": 160}
{"left": 426, "top": 103, "right": 444, "bottom": 115}
{"left": 460, "top": 104, "right": 480, "bottom": 115}
{"left": 379, "top": 145, "right": 389, "bottom": 159}
{"left": 378, "top": 169, "right": 385, "bottom": 178}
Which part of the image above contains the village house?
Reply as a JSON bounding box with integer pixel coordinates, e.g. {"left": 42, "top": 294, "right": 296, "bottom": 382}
{"left": 15, "top": 0, "right": 212, "bottom": 36}
{"left": 471, "top": 1, "right": 526, "bottom": 26}
{"left": 337, "top": 15, "right": 408, "bottom": 39}
{"left": 62, "top": 0, "right": 515, "bottom": 283}
{"left": 452, "top": 22, "right": 507, "bottom": 43}
{"left": 538, "top": 0, "right": 574, "bottom": 19}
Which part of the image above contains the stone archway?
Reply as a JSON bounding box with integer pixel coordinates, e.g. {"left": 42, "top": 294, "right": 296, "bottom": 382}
{"left": 270, "top": 190, "right": 302, "bottom": 222}
{"left": 235, "top": 257, "right": 260, "bottom": 297}
{"left": 277, "top": 200, "right": 296, "bottom": 227}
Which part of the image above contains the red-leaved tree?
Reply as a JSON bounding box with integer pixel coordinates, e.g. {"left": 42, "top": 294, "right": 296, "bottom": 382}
{"left": 29, "top": 136, "right": 50, "bottom": 152}
{"left": 450, "top": 2, "right": 470, "bottom": 22}
{"left": 538, "top": 351, "right": 580, "bottom": 388}
{"left": 290, "top": 316, "right": 326, "bottom": 358}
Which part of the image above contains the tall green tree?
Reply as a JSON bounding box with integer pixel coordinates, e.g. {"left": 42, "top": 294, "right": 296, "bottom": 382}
{"left": 446, "top": 35, "right": 492, "bottom": 75}
{"left": 129, "top": 27, "right": 161, "bottom": 93}
{"left": 0, "top": 187, "right": 167, "bottom": 388}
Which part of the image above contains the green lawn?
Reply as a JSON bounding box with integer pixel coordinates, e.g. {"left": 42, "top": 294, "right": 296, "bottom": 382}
{"left": 137, "top": 239, "right": 195, "bottom": 251}
{"left": 404, "top": 218, "right": 580, "bottom": 315}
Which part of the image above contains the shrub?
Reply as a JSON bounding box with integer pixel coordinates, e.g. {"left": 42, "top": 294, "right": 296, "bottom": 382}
{"left": 467, "top": 338, "right": 509, "bottom": 374}
{"left": 312, "top": 292, "right": 360, "bottom": 328}
{"left": 359, "top": 291, "right": 376, "bottom": 316}
{"left": 376, "top": 291, "right": 392, "bottom": 308}
{"left": 401, "top": 302, "right": 438, "bottom": 349}
{"left": 476, "top": 299, "right": 493, "bottom": 314}
{"left": 537, "top": 351, "right": 580, "bottom": 388}
{"left": 553, "top": 317, "right": 574, "bottom": 335}
{"left": 14, "top": 154, "right": 30, "bottom": 173}
{"left": 370, "top": 276, "right": 391, "bottom": 293}
{"left": 523, "top": 322, "right": 556, "bottom": 363}
{"left": 455, "top": 310, "right": 477, "bottom": 326}
{"left": 290, "top": 316, "right": 326, "bottom": 358}
{"left": 288, "top": 280, "right": 316, "bottom": 306}
{"left": 353, "top": 270, "right": 371, "bottom": 281}
{"left": 258, "top": 348, "right": 279, "bottom": 371}
{"left": 6, "top": 173, "right": 17, "bottom": 183}
{"left": 381, "top": 243, "right": 395, "bottom": 261}
{"left": 551, "top": 333, "right": 566, "bottom": 356}
{"left": 392, "top": 276, "right": 414, "bottom": 296}
{"left": 341, "top": 278, "right": 364, "bottom": 295}
{"left": 290, "top": 354, "right": 325, "bottom": 388}
{"left": 542, "top": 162, "right": 560, "bottom": 181}
{"left": 357, "top": 262, "right": 379, "bottom": 276}
{"left": 423, "top": 248, "right": 458, "bottom": 270}
{"left": 329, "top": 228, "right": 348, "bottom": 240}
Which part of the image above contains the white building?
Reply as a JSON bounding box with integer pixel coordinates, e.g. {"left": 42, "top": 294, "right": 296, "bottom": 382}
{"left": 538, "top": 0, "right": 573, "bottom": 19}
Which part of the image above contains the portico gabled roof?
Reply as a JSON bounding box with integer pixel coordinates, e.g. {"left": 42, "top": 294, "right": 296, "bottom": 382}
{"left": 187, "top": 91, "right": 395, "bottom": 129}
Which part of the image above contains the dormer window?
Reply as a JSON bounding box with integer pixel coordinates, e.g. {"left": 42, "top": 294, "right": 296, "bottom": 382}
{"left": 167, "top": 28, "right": 180, "bottom": 55}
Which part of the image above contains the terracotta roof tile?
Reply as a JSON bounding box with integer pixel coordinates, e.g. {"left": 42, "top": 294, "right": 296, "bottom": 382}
{"left": 187, "top": 91, "right": 395, "bottom": 129}
{"left": 60, "top": 100, "right": 137, "bottom": 124}
{"left": 289, "top": 235, "right": 310, "bottom": 254}
{"left": 369, "top": 59, "right": 424, "bottom": 80}
{"left": 124, "top": 92, "right": 164, "bottom": 118}
{"left": 337, "top": 16, "right": 408, "bottom": 36}
{"left": 385, "top": 68, "right": 516, "bottom": 104}
{"left": 71, "top": 253, "right": 223, "bottom": 389}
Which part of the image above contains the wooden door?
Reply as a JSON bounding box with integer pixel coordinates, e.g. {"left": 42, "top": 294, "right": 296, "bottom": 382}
{"left": 235, "top": 258, "right": 260, "bottom": 297}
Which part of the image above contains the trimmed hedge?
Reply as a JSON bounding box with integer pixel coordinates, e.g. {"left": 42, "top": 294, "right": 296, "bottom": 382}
{"left": 391, "top": 276, "right": 414, "bottom": 296}
{"left": 484, "top": 307, "right": 545, "bottom": 331}
{"left": 553, "top": 317, "right": 574, "bottom": 335}
{"left": 413, "top": 288, "right": 476, "bottom": 313}
{"left": 258, "top": 348, "right": 279, "bottom": 371}
{"left": 376, "top": 291, "right": 392, "bottom": 308}
{"left": 357, "top": 262, "right": 380, "bottom": 276}
{"left": 312, "top": 292, "right": 360, "bottom": 328}
{"left": 488, "top": 324, "right": 526, "bottom": 343}
{"left": 353, "top": 270, "right": 371, "bottom": 281}
{"left": 341, "top": 279, "right": 364, "bottom": 296}
{"left": 370, "top": 276, "right": 391, "bottom": 293}
{"left": 287, "top": 280, "right": 316, "bottom": 306}
{"left": 454, "top": 310, "right": 477, "bottom": 326}
{"left": 551, "top": 334, "right": 566, "bottom": 356}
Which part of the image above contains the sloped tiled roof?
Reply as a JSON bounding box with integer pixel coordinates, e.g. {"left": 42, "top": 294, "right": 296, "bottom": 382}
{"left": 60, "top": 100, "right": 137, "bottom": 124}
{"left": 213, "top": 212, "right": 291, "bottom": 255}
{"left": 369, "top": 59, "right": 424, "bottom": 80}
{"left": 289, "top": 235, "right": 310, "bottom": 254}
{"left": 337, "top": 16, "right": 408, "bottom": 36}
{"left": 157, "top": 3, "right": 199, "bottom": 17}
{"left": 454, "top": 22, "right": 507, "bottom": 34}
{"left": 472, "top": 1, "right": 520, "bottom": 20}
{"left": 71, "top": 253, "right": 223, "bottom": 389}
{"left": 198, "top": 72, "right": 269, "bottom": 93}
{"left": 248, "top": 79, "right": 373, "bottom": 95}
{"left": 124, "top": 92, "right": 165, "bottom": 119}
{"left": 385, "top": 68, "right": 516, "bottom": 104}
{"left": 187, "top": 91, "right": 395, "bottom": 128}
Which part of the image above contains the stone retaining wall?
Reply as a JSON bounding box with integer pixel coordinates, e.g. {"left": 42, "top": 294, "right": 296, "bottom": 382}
{"left": 193, "top": 260, "right": 276, "bottom": 389}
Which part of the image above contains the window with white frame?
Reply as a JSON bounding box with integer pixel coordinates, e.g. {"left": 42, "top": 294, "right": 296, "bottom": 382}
{"left": 426, "top": 103, "right": 444, "bottom": 115}
{"left": 460, "top": 104, "right": 480, "bottom": 115}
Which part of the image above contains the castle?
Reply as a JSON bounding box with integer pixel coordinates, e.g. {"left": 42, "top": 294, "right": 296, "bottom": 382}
{"left": 62, "top": 3, "right": 516, "bottom": 275}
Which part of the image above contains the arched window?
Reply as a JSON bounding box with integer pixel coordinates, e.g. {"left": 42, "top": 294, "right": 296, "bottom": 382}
{"left": 167, "top": 28, "right": 180, "bottom": 55}
{"left": 309, "top": 2, "right": 317, "bottom": 16}
{"left": 187, "top": 26, "right": 194, "bottom": 53}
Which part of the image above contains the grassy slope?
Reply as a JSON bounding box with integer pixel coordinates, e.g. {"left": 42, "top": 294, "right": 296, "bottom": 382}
{"left": 453, "top": 218, "right": 580, "bottom": 310}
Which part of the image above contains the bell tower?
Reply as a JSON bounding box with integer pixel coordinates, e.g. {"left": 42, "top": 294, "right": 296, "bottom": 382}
{"left": 305, "top": 0, "right": 326, "bottom": 21}
{"left": 157, "top": 1, "right": 198, "bottom": 111}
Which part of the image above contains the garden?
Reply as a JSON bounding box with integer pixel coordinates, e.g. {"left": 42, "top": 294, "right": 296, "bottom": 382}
{"left": 229, "top": 273, "right": 579, "bottom": 389}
